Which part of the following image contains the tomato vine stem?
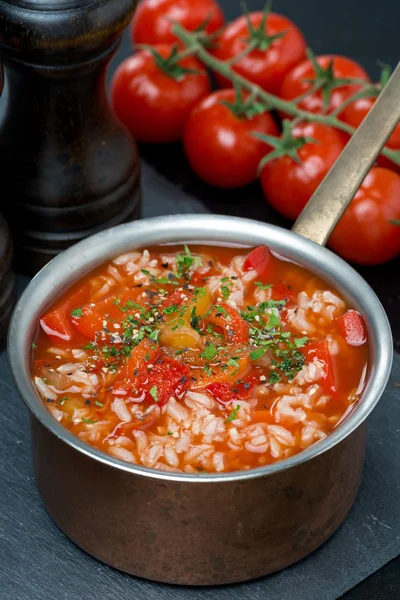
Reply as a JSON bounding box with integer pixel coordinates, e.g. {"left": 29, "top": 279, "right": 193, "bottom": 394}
{"left": 173, "top": 23, "right": 400, "bottom": 167}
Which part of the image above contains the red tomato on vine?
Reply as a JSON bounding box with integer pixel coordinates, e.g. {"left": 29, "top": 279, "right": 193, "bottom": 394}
{"left": 341, "top": 95, "right": 400, "bottom": 172}
{"left": 131, "top": 0, "right": 225, "bottom": 46}
{"left": 260, "top": 122, "right": 347, "bottom": 220}
{"left": 183, "top": 88, "right": 278, "bottom": 188}
{"left": 279, "top": 54, "right": 370, "bottom": 115}
{"left": 111, "top": 45, "right": 211, "bottom": 143}
{"left": 329, "top": 167, "right": 400, "bottom": 265}
{"left": 212, "top": 10, "right": 306, "bottom": 94}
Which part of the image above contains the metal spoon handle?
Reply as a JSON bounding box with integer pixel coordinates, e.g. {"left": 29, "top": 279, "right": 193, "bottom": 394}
{"left": 292, "top": 61, "right": 400, "bottom": 246}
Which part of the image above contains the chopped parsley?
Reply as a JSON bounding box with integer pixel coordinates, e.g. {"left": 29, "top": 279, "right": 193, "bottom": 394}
{"left": 268, "top": 372, "right": 281, "bottom": 384}
{"left": 71, "top": 308, "right": 83, "bottom": 318}
{"left": 31, "top": 342, "right": 36, "bottom": 349}
{"left": 221, "top": 285, "right": 230, "bottom": 300}
{"left": 154, "top": 277, "right": 179, "bottom": 285}
{"left": 149, "top": 385, "right": 159, "bottom": 402}
{"left": 58, "top": 396, "right": 67, "bottom": 405}
{"left": 203, "top": 364, "right": 213, "bottom": 376}
{"left": 163, "top": 304, "right": 179, "bottom": 315}
{"left": 94, "top": 401, "right": 104, "bottom": 407}
{"left": 190, "top": 307, "right": 201, "bottom": 331}
{"left": 200, "top": 343, "right": 218, "bottom": 361}
{"left": 227, "top": 358, "right": 239, "bottom": 369}
{"left": 226, "top": 405, "right": 241, "bottom": 422}
{"left": 255, "top": 282, "right": 272, "bottom": 290}
{"left": 294, "top": 336, "right": 308, "bottom": 348}
{"left": 250, "top": 348, "right": 267, "bottom": 361}
{"left": 176, "top": 244, "right": 203, "bottom": 276}
{"left": 82, "top": 418, "right": 97, "bottom": 424}
{"left": 167, "top": 431, "right": 173, "bottom": 436}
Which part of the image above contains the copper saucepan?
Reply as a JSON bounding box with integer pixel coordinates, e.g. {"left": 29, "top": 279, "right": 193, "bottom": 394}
{"left": 7, "top": 64, "right": 400, "bottom": 584}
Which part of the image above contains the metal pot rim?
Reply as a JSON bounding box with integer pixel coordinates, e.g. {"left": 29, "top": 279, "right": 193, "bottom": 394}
{"left": 8, "top": 214, "right": 393, "bottom": 483}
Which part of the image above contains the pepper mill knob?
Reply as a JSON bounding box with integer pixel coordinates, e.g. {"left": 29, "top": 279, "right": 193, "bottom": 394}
{"left": 0, "top": 0, "right": 141, "bottom": 275}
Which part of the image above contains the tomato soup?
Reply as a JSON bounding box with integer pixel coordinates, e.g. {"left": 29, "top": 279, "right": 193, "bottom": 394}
{"left": 32, "top": 244, "right": 368, "bottom": 474}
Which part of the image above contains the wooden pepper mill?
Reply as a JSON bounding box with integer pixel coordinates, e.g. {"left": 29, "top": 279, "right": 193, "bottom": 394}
{"left": 0, "top": 62, "right": 17, "bottom": 350}
{"left": 0, "top": 0, "right": 141, "bottom": 275}
{"left": 0, "top": 210, "right": 16, "bottom": 351}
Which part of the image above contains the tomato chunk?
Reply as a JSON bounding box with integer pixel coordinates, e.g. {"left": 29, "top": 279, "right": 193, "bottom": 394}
{"left": 337, "top": 310, "right": 367, "bottom": 347}
{"left": 115, "top": 339, "right": 159, "bottom": 386}
{"left": 206, "top": 302, "right": 249, "bottom": 344}
{"left": 305, "top": 340, "right": 338, "bottom": 395}
{"left": 243, "top": 246, "right": 273, "bottom": 277}
{"left": 271, "top": 282, "right": 294, "bottom": 302}
{"left": 207, "top": 369, "right": 260, "bottom": 405}
{"left": 207, "top": 382, "right": 237, "bottom": 405}
{"left": 72, "top": 289, "right": 145, "bottom": 339}
{"left": 113, "top": 339, "right": 189, "bottom": 406}
{"left": 40, "top": 285, "right": 90, "bottom": 342}
{"left": 159, "top": 289, "right": 187, "bottom": 311}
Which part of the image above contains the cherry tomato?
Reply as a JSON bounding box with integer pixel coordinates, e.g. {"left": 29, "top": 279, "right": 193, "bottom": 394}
{"left": 329, "top": 167, "right": 400, "bottom": 265}
{"left": 131, "top": 0, "right": 225, "bottom": 46}
{"left": 341, "top": 95, "right": 400, "bottom": 172}
{"left": 337, "top": 310, "right": 367, "bottom": 347}
{"left": 260, "top": 122, "right": 347, "bottom": 220}
{"left": 183, "top": 90, "right": 278, "bottom": 188}
{"left": 111, "top": 45, "right": 211, "bottom": 143}
{"left": 279, "top": 55, "right": 370, "bottom": 115}
{"left": 212, "top": 12, "right": 306, "bottom": 94}
{"left": 243, "top": 245, "right": 274, "bottom": 277}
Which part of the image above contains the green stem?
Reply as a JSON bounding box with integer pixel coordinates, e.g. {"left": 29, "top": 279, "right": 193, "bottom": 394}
{"left": 291, "top": 81, "right": 323, "bottom": 105}
{"left": 330, "top": 84, "right": 379, "bottom": 117}
{"left": 173, "top": 24, "right": 400, "bottom": 167}
{"left": 226, "top": 40, "right": 257, "bottom": 66}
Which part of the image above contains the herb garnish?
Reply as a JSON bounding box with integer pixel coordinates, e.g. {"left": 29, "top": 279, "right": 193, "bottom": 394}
{"left": 255, "top": 282, "right": 272, "bottom": 290}
{"left": 149, "top": 385, "right": 159, "bottom": 402}
{"left": 176, "top": 244, "right": 203, "bottom": 276}
{"left": 200, "top": 342, "right": 218, "bottom": 361}
{"left": 71, "top": 308, "right": 83, "bottom": 318}
{"left": 226, "top": 405, "right": 241, "bottom": 422}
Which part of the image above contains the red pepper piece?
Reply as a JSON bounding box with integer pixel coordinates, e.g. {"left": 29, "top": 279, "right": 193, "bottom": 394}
{"left": 207, "top": 369, "right": 260, "bottom": 405}
{"left": 159, "top": 289, "right": 187, "bottom": 311}
{"left": 305, "top": 340, "right": 338, "bottom": 395}
{"left": 243, "top": 245, "right": 273, "bottom": 277}
{"left": 206, "top": 302, "right": 249, "bottom": 344}
{"left": 40, "top": 284, "right": 90, "bottom": 342}
{"left": 271, "top": 281, "right": 294, "bottom": 302}
{"left": 113, "top": 339, "right": 189, "bottom": 407}
{"left": 337, "top": 310, "right": 367, "bottom": 346}
{"left": 72, "top": 289, "right": 145, "bottom": 339}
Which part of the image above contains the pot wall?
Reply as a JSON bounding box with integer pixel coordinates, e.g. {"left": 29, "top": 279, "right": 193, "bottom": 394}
{"left": 32, "top": 416, "right": 367, "bottom": 585}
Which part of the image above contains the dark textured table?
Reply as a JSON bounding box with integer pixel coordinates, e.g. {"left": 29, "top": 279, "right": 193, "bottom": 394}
{"left": 1, "top": 0, "right": 399, "bottom": 598}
